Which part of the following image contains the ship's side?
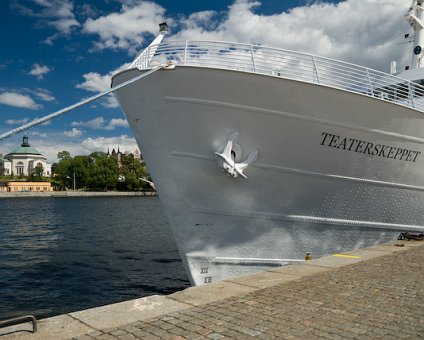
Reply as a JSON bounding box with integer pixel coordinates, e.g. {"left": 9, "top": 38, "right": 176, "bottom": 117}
{"left": 113, "top": 65, "right": 424, "bottom": 285}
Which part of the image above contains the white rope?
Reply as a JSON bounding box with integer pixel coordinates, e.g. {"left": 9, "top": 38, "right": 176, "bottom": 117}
{"left": 0, "top": 66, "right": 162, "bottom": 141}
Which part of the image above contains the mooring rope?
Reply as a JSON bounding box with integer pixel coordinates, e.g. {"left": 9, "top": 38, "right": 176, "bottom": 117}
{"left": 0, "top": 66, "right": 162, "bottom": 141}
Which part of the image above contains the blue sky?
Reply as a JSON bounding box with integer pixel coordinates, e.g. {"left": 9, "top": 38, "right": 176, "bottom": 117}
{"left": 0, "top": 0, "right": 412, "bottom": 162}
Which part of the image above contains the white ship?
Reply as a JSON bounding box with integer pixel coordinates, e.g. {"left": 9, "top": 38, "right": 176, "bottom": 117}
{"left": 112, "top": 2, "right": 424, "bottom": 286}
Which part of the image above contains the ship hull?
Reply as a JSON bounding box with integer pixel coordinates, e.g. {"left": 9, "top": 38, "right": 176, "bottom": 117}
{"left": 113, "top": 66, "right": 424, "bottom": 285}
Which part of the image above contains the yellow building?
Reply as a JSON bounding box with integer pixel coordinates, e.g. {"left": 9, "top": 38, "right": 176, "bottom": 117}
{"left": 1, "top": 181, "right": 53, "bottom": 192}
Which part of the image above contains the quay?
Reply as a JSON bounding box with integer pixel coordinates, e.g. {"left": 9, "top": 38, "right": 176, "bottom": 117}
{"left": 0, "top": 191, "right": 156, "bottom": 198}
{"left": 1, "top": 240, "right": 423, "bottom": 339}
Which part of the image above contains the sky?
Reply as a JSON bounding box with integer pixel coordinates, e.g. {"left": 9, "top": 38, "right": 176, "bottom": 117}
{"left": 0, "top": 0, "right": 415, "bottom": 163}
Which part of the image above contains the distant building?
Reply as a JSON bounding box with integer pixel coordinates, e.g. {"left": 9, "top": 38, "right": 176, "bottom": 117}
{"left": 107, "top": 146, "right": 144, "bottom": 166}
{"left": 0, "top": 136, "right": 51, "bottom": 177}
{"left": 0, "top": 181, "right": 53, "bottom": 192}
{"left": 0, "top": 155, "right": 11, "bottom": 175}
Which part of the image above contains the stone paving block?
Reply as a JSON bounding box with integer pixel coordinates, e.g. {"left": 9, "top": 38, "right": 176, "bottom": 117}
{"left": 70, "top": 294, "right": 191, "bottom": 330}
{"left": 226, "top": 270, "right": 301, "bottom": 289}
{"left": 268, "top": 261, "right": 331, "bottom": 276}
{"left": 168, "top": 281, "right": 256, "bottom": 306}
{"left": 0, "top": 315, "right": 94, "bottom": 340}
{"left": 302, "top": 253, "right": 363, "bottom": 268}
{"left": 5, "top": 242, "right": 424, "bottom": 340}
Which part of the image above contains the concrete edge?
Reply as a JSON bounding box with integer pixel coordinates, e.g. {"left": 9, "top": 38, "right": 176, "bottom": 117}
{"left": 2, "top": 240, "right": 423, "bottom": 339}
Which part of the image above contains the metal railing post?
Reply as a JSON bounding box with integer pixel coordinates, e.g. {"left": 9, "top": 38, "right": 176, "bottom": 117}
{"left": 184, "top": 40, "right": 188, "bottom": 64}
{"left": 312, "top": 55, "right": 320, "bottom": 84}
{"left": 144, "top": 46, "right": 150, "bottom": 69}
{"left": 408, "top": 81, "right": 415, "bottom": 108}
{"left": 250, "top": 44, "right": 257, "bottom": 72}
{"left": 366, "top": 68, "right": 374, "bottom": 97}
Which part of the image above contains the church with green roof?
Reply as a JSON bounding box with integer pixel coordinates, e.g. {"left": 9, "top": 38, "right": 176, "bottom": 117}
{"left": 0, "top": 136, "right": 51, "bottom": 177}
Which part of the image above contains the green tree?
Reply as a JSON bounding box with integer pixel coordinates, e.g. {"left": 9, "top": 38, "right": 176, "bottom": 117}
{"left": 57, "top": 150, "right": 72, "bottom": 161}
{"left": 53, "top": 157, "right": 73, "bottom": 189}
{"left": 52, "top": 150, "right": 151, "bottom": 191}
{"left": 71, "top": 155, "right": 91, "bottom": 189}
{"left": 118, "top": 153, "right": 149, "bottom": 190}
{"left": 88, "top": 153, "right": 118, "bottom": 190}
{"left": 33, "top": 164, "right": 44, "bottom": 178}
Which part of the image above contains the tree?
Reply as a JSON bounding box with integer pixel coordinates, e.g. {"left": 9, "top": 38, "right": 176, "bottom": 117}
{"left": 57, "top": 150, "right": 72, "bottom": 161}
{"left": 52, "top": 150, "right": 151, "bottom": 191}
{"left": 53, "top": 157, "right": 73, "bottom": 189}
{"left": 33, "top": 164, "right": 44, "bottom": 178}
{"left": 117, "top": 153, "right": 148, "bottom": 190}
{"left": 88, "top": 154, "right": 118, "bottom": 190}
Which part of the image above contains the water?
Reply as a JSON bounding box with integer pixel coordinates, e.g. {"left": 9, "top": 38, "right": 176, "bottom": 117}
{"left": 0, "top": 196, "right": 191, "bottom": 320}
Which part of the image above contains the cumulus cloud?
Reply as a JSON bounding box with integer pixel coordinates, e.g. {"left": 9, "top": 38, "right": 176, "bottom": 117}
{"left": 64, "top": 127, "right": 83, "bottom": 137}
{"left": 0, "top": 92, "right": 41, "bottom": 110}
{"left": 0, "top": 132, "right": 137, "bottom": 163}
{"left": 13, "top": 0, "right": 80, "bottom": 44}
{"left": 26, "top": 134, "right": 139, "bottom": 162}
{"left": 34, "top": 88, "right": 55, "bottom": 102}
{"left": 168, "top": 0, "right": 411, "bottom": 72}
{"left": 6, "top": 118, "right": 30, "bottom": 125}
{"left": 82, "top": 0, "right": 167, "bottom": 54}
{"left": 81, "top": 135, "right": 138, "bottom": 155}
{"left": 29, "top": 63, "right": 52, "bottom": 80}
{"left": 76, "top": 63, "right": 130, "bottom": 108}
{"left": 108, "top": 118, "right": 129, "bottom": 129}
{"left": 71, "top": 116, "right": 128, "bottom": 130}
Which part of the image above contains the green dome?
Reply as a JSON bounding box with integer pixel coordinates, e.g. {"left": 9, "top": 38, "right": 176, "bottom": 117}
{"left": 6, "top": 136, "right": 42, "bottom": 156}
{"left": 8, "top": 146, "right": 42, "bottom": 155}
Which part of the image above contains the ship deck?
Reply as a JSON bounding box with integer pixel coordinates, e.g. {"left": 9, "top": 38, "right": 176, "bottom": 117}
{"left": 2, "top": 239, "right": 423, "bottom": 339}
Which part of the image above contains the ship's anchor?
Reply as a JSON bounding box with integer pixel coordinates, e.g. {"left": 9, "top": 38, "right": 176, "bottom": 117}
{"left": 215, "top": 132, "right": 258, "bottom": 178}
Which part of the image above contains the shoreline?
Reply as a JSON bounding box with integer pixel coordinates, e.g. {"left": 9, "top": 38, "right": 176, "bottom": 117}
{"left": 0, "top": 191, "right": 156, "bottom": 198}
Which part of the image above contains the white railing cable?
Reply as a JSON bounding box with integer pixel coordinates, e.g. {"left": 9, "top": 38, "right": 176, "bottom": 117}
{"left": 143, "top": 40, "right": 424, "bottom": 113}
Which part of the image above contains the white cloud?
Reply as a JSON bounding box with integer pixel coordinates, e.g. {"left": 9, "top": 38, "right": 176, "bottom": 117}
{"left": 71, "top": 116, "right": 128, "bottom": 130}
{"left": 31, "top": 135, "right": 138, "bottom": 162}
{"left": 71, "top": 116, "right": 106, "bottom": 129}
{"left": 6, "top": 118, "right": 30, "bottom": 125}
{"left": 31, "top": 131, "right": 48, "bottom": 138}
{"left": 29, "top": 63, "right": 52, "bottom": 80}
{"left": 76, "top": 63, "right": 130, "bottom": 108}
{"left": 64, "top": 128, "right": 83, "bottom": 137}
{"left": 76, "top": 72, "right": 110, "bottom": 92}
{"left": 0, "top": 92, "right": 41, "bottom": 110}
{"left": 34, "top": 88, "right": 55, "bottom": 102}
{"left": 82, "top": 1, "right": 167, "bottom": 54}
{"left": 108, "top": 118, "right": 129, "bottom": 129}
{"left": 14, "top": 0, "right": 80, "bottom": 44}
{"left": 81, "top": 135, "right": 139, "bottom": 156}
{"left": 169, "top": 0, "right": 411, "bottom": 72}
{"left": 1, "top": 133, "right": 137, "bottom": 163}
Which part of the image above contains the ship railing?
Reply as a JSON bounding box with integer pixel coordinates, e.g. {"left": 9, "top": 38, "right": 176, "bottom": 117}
{"left": 130, "top": 40, "right": 424, "bottom": 113}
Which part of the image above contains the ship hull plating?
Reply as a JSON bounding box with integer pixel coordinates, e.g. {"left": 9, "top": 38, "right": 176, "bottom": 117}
{"left": 113, "top": 66, "right": 424, "bottom": 285}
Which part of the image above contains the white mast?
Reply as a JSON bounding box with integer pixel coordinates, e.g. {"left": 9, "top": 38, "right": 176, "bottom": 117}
{"left": 406, "top": 0, "right": 424, "bottom": 69}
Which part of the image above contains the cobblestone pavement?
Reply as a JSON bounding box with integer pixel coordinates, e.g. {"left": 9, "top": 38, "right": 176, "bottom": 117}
{"left": 74, "top": 244, "right": 424, "bottom": 339}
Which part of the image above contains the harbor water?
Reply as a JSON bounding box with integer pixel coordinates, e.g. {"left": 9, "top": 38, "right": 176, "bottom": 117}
{"left": 0, "top": 196, "right": 191, "bottom": 320}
